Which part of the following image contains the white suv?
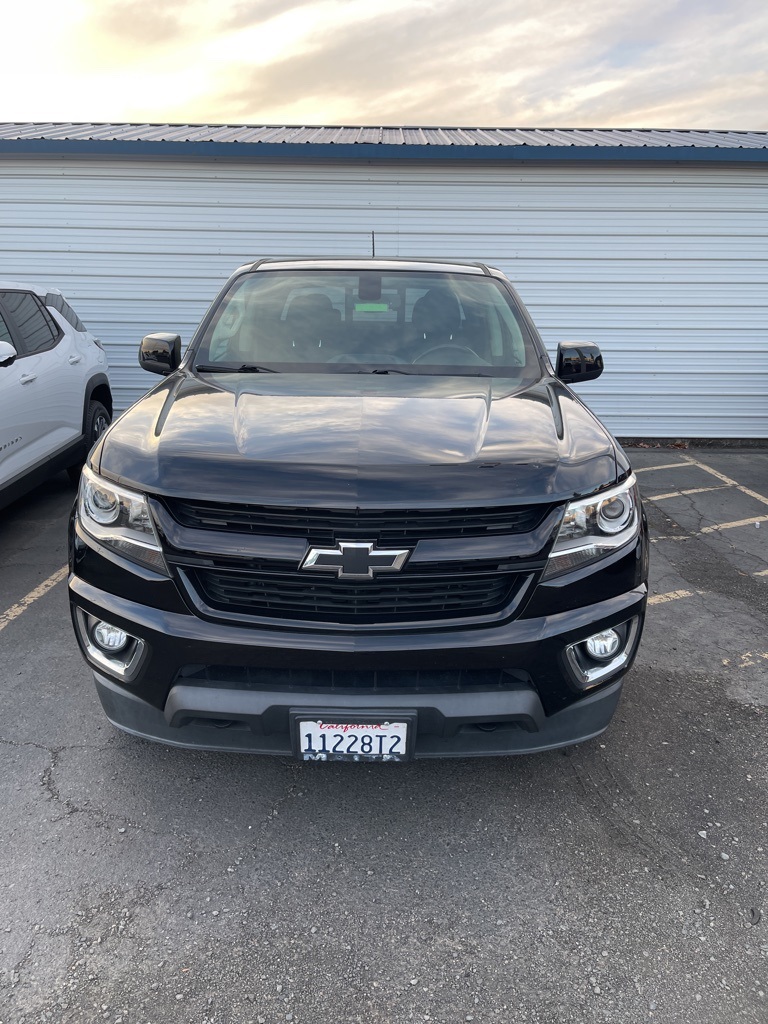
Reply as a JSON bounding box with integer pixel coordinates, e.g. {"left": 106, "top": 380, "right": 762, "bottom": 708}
{"left": 0, "top": 281, "right": 112, "bottom": 509}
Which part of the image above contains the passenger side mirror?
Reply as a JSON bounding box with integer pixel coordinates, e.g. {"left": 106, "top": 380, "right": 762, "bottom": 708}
{"left": 139, "top": 333, "right": 181, "bottom": 376}
{"left": 0, "top": 340, "right": 17, "bottom": 367}
{"left": 555, "top": 342, "right": 604, "bottom": 384}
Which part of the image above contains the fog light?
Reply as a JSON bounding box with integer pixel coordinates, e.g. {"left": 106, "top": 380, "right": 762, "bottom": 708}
{"left": 585, "top": 629, "right": 621, "bottom": 661}
{"left": 92, "top": 621, "right": 128, "bottom": 652}
{"left": 74, "top": 608, "right": 146, "bottom": 683}
{"left": 565, "top": 617, "right": 640, "bottom": 690}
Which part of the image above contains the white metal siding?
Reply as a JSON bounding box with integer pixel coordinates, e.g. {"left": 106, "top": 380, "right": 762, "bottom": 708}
{"left": 0, "top": 157, "right": 766, "bottom": 436}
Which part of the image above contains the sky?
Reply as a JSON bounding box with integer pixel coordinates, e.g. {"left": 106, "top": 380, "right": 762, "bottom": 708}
{"left": 2, "top": 0, "right": 767, "bottom": 128}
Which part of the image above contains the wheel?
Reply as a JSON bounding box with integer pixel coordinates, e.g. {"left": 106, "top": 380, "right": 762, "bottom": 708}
{"left": 86, "top": 400, "right": 111, "bottom": 446}
{"left": 67, "top": 400, "right": 111, "bottom": 483}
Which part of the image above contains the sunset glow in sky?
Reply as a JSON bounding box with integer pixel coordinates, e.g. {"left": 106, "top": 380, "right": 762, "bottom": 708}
{"left": 2, "top": 0, "right": 767, "bottom": 127}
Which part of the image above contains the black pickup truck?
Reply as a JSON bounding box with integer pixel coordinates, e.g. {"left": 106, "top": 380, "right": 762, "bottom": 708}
{"left": 69, "top": 258, "right": 647, "bottom": 760}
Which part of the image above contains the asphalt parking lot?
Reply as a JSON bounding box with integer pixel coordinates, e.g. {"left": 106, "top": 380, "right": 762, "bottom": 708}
{"left": 0, "top": 447, "right": 766, "bottom": 1024}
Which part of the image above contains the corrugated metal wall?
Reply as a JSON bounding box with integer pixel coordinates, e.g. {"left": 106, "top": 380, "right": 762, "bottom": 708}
{"left": 0, "top": 156, "right": 766, "bottom": 436}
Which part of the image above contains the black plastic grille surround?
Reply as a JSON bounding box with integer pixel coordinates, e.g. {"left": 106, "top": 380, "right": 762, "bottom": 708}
{"left": 163, "top": 497, "right": 550, "bottom": 542}
{"left": 190, "top": 566, "right": 521, "bottom": 623}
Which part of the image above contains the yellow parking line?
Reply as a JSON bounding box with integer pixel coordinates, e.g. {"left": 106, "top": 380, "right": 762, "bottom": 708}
{"left": 680, "top": 456, "right": 768, "bottom": 508}
{"left": 634, "top": 461, "right": 690, "bottom": 473}
{"left": 653, "top": 515, "right": 768, "bottom": 540}
{"left": 723, "top": 651, "right": 768, "bottom": 669}
{"left": 647, "top": 485, "right": 732, "bottom": 501}
{"left": 0, "top": 565, "right": 68, "bottom": 634}
{"left": 700, "top": 515, "right": 768, "bottom": 534}
{"left": 648, "top": 589, "right": 700, "bottom": 605}
{"left": 754, "top": 569, "right": 768, "bottom": 577}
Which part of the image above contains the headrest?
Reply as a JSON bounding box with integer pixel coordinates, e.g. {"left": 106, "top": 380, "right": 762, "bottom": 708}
{"left": 411, "top": 288, "right": 461, "bottom": 336}
{"left": 285, "top": 293, "right": 336, "bottom": 322}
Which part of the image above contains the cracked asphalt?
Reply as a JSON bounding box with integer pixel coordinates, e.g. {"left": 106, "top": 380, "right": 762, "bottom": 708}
{"left": 0, "top": 447, "right": 766, "bottom": 1024}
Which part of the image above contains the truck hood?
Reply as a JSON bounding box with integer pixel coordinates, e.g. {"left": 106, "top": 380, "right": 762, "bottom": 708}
{"left": 97, "top": 372, "right": 618, "bottom": 506}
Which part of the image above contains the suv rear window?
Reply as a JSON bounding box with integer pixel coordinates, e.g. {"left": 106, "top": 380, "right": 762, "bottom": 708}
{"left": 195, "top": 270, "right": 538, "bottom": 378}
{"left": 45, "top": 292, "right": 87, "bottom": 333}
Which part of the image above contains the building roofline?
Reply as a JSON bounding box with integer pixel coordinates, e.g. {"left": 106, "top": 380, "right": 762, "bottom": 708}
{"left": 0, "top": 123, "right": 766, "bottom": 164}
{"left": 2, "top": 137, "right": 768, "bottom": 165}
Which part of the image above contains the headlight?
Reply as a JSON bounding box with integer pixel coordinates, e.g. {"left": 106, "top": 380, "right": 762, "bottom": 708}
{"left": 78, "top": 466, "right": 167, "bottom": 573}
{"left": 542, "top": 476, "right": 640, "bottom": 580}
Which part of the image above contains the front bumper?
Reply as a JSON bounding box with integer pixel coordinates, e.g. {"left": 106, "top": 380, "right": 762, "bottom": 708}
{"left": 93, "top": 669, "right": 626, "bottom": 757}
{"left": 70, "top": 567, "right": 646, "bottom": 757}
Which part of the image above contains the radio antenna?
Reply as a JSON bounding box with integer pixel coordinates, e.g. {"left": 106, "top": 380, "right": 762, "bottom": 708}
{"left": 371, "top": 230, "right": 376, "bottom": 257}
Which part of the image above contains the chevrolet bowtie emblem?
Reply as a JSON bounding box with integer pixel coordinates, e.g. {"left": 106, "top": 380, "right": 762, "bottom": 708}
{"left": 300, "top": 541, "right": 410, "bottom": 579}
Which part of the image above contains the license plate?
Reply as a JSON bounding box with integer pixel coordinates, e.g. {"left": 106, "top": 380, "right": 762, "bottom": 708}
{"left": 297, "top": 719, "right": 409, "bottom": 762}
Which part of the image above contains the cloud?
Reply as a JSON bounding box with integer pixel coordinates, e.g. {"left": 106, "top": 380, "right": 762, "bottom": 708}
{"left": 2, "top": 0, "right": 767, "bottom": 127}
{"left": 223, "top": 0, "right": 325, "bottom": 30}
{"left": 195, "top": 0, "right": 586, "bottom": 124}
{"left": 178, "top": 0, "right": 768, "bottom": 128}
{"left": 87, "top": 0, "right": 191, "bottom": 49}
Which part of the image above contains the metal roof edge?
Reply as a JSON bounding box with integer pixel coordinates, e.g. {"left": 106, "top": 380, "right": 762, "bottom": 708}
{"left": 1, "top": 137, "right": 768, "bottom": 164}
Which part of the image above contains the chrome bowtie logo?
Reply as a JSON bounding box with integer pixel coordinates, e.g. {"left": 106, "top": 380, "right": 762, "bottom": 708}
{"left": 300, "top": 541, "right": 410, "bottom": 579}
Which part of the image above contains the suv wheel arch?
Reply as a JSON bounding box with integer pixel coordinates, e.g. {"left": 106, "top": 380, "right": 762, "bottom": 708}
{"left": 84, "top": 374, "right": 113, "bottom": 432}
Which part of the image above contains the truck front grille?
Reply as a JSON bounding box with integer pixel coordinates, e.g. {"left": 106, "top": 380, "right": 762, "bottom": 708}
{"left": 163, "top": 498, "right": 549, "bottom": 542}
{"left": 189, "top": 566, "right": 521, "bottom": 624}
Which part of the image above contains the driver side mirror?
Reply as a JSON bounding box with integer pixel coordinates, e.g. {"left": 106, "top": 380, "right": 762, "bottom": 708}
{"left": 0, "top": 340, "right": 17, "bottom": 368}
{"left": 555, "top": 342, "right": 604, "bottom": 384}
{"left": 139, "top": 333, "right": 181, "bottom": 376}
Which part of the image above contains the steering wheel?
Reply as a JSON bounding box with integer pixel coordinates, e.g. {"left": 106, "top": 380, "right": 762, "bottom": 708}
{"left": 412, "top": 344, "right": 488, "bottom": 365}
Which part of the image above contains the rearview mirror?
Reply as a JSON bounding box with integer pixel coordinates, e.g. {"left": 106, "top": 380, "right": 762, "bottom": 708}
{"left": 555, "top": 342, "right": 604, "bottom": 384}
{"left": 139, "top": 333, "right": 181, "bottom": 376}
{"left": 0, "top": 340, "right": 17, "bottom": 367}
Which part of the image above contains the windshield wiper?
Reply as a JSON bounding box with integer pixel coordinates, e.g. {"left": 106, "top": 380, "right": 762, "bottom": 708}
{"left": 195, "top": 363, "right": 279, "bottom": 373}
{"left": 354, "top": 367, "right": 413, "bottom": 375}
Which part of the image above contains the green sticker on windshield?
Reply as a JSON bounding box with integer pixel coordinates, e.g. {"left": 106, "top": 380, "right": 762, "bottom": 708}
{"left": 354, "top": 302, "right": 389, "bottom": 312}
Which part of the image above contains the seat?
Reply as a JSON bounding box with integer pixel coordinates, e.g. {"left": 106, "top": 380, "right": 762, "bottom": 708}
{"left": 410, "top": 288, "right": 488, "bottom": 365}
{"left": 283, "top": 293, "right": 340, "bottom": 359}
{"left": 411, "top": 288, "right": 461, "bottom": 345}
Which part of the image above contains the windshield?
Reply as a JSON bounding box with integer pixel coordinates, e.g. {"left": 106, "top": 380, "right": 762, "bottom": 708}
{"left": 193, "top": 269, "right": 540, "bottom": 378}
